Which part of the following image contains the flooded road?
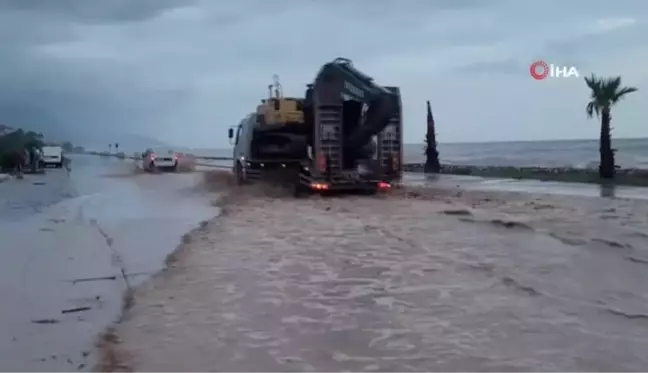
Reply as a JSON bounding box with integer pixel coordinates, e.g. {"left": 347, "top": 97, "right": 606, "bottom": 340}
{"left": 0, "top": 155, "right": 218, "bottom": 371}
{"left": 104, "top": 177, "right": 648, "bottom": 371}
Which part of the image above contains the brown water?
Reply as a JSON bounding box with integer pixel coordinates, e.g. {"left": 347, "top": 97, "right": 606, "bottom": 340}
{"left": 104, "top": 185, "right": 648, "bottom": 371}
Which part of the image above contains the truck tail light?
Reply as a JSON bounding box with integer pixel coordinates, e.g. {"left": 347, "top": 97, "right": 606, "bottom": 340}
{"left": 310, "top": 182, "right": 329, "bottom": 190}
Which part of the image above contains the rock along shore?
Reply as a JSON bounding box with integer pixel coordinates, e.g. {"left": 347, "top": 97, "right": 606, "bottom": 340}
{"left": 403, "top": 163, "right": 648, "bottom": 187}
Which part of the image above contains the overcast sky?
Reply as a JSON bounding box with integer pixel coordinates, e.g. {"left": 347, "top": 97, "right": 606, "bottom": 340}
{"left": 1, "top": 0, "right": 646, "bottom": 148}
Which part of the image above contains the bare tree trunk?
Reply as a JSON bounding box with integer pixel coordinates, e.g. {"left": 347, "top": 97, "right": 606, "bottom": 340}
{"left": 599, "top": 108, "right": 615, "bottom": 179}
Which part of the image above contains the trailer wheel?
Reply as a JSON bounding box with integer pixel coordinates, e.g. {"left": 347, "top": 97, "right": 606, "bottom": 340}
{"left": 364, "top": 189, "right": 378, "bottom": 196}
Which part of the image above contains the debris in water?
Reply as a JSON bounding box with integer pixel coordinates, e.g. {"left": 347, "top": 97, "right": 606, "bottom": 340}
{"left": 441, "top": 208, "right": 472, "bottom": 216}
{"left": 61, "top": 306, "right": 91, "bottom": 314}
{"left": 71, "top": 275, "right": 117, "bottom": 284}
{"left": 31, "top": 319, "right": 60, "bottom": 324}
{"left": 490, "top": 219, "right": 532, "bottom": 230}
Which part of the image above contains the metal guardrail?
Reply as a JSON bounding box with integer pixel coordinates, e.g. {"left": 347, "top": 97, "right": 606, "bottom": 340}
{"left": 196, "top": 163, "right": 231, "bottom": 169}
{"left": 82, "top": 151, "right": 234, "bottom": 161}
{"left": 193, "top": 156, "right": 233, "bottom": 161}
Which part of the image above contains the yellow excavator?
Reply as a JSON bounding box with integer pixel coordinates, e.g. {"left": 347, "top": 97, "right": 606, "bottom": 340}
{"left": 256, "top": 75, "right": 304, "bottom": 127}
{"left": 228, "top": 58, "right": 402, "bottom": 195}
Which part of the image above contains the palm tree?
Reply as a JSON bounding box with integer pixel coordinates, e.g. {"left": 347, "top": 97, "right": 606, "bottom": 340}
{"left": 424, "top": 101, "right": 441, "bottom": 173}
{"left": 585, "top": 74, "right": 637, "bottom": 179}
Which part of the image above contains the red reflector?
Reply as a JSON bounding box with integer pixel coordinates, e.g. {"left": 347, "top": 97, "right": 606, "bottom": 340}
{"left": 317, "top": 152, "right": 327, "bottom": 172}
{"left": 378, "top": 182, "right": 391, "bottom": 189}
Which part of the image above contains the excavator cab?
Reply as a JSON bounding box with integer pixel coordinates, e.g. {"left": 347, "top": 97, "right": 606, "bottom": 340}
{"left": 256, "top": 75, "right": 305, "bottom": 127}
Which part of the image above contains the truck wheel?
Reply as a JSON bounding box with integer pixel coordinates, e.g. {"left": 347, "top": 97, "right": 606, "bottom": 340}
{"left": 293, "top": 179, "right": 308, "bottom": 198}
{"left": 293, "top": 182, "right": 303, "bottom": 198}
{"left": 235, "top": 162, "right": 245, "bottom": 185}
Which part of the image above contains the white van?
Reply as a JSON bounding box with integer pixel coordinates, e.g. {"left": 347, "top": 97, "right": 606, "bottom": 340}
{"left": 41, "top": 145, "right": 63, "bottom": 168}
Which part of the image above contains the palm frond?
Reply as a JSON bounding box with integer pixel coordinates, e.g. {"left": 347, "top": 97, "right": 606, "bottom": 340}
{"left": 601, "top": 77, "right": 621, "bottom": 103}
{"left": 584, "top": 74, "right": 599, "bottom": 90}
{"left": 586, "top": 101, "right": 599, "bottom": 118}
{"left": 586, "top": 73, "right": 604, "bottom": 90}
{"left": 613, "top": 86, "right": 638, "bottom": 102}
{"left": 585, "top": 74, "right": 638, "bottom": 117}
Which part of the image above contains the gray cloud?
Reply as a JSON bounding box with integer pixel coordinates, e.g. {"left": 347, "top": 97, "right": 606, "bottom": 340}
{"left": 0, "top": 0, "right": 192, "bottom": 23}
{"left": 453, "top": 59, "right": 525, "bottom": 75}
{"left": 0, "top": 0, "right": 646, "bottom": 150}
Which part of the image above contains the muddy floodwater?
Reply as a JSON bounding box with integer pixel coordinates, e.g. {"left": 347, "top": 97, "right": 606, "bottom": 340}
{"left": 0, "top": 155, "right": 218, "bottom": 371}
{"left": 105, "top": 184, "right": 648, "bottom": 372}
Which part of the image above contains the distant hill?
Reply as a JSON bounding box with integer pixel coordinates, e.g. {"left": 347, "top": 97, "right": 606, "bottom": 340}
{"left": 0, "top": 102, "right": 174, "bottom": 153}
{"left": 78, "top": 133, "right": 173, "bottom": 154}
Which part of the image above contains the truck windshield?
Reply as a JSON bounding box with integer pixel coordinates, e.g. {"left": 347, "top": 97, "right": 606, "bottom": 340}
{"left": 235, "top": 125, "right": 242, "bottom": 145}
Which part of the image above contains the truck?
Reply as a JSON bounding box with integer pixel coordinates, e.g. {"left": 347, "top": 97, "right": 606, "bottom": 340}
{"left": 228, "top": 58, "right": 403, "bottom": 196}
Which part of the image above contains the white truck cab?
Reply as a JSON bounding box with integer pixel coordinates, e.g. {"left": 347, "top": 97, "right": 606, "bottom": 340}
{"left": 229, "top": 114, "right": 255, "bottom": 180}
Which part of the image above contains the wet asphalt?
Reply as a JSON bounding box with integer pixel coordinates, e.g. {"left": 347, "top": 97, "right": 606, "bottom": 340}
{"left": 0, "top": 155, "right": 218, "bottom": 371}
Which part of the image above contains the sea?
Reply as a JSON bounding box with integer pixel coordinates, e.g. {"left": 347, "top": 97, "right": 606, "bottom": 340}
{"left": 186, "top": 138, "right": 648, "bottom": 170}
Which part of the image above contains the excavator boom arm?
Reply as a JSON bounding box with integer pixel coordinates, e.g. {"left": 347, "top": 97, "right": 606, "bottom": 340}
{"left": 313, "top": 58, "right": 399, "bottom": 153}
{"left": 317, "top": 58, "right": 392, "bottom": 101}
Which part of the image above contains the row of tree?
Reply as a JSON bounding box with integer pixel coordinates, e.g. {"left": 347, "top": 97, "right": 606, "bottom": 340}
{"left": 0, "top": 129, "right": 45, "bottom": 170}
{"left": 424, "top": 74, "right": 638, "bottom": 180}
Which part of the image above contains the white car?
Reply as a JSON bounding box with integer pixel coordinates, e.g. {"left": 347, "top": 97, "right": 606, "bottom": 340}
{"left": 142, "top": 148, "right": 178, "bottom": 172}
{"left": 41, "top": 146, "right": 63, "bottom": 168}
